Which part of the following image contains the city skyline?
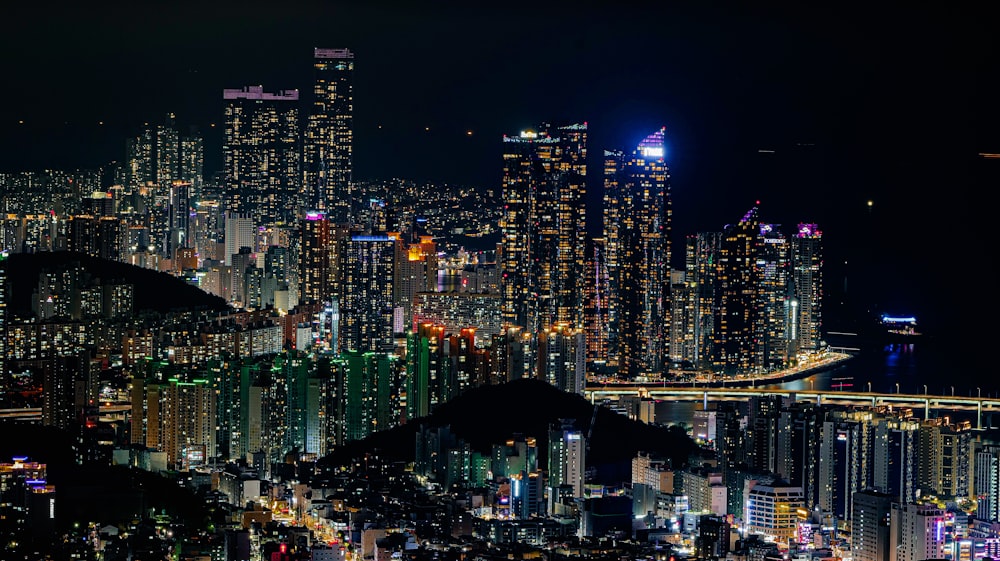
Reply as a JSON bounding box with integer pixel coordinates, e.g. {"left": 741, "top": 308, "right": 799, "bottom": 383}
{"left": 0, "top": 3, "right": 994, "bottom": 346}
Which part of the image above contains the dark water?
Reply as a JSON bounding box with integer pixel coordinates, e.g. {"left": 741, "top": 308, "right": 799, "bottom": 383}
{"left": 656, "top": 336, "right": 997, "bottom": 429}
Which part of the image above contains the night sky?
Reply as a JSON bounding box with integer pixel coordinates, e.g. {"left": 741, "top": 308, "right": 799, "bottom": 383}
{"left": 1, "top": 2, "right": 996, "bottom": 343}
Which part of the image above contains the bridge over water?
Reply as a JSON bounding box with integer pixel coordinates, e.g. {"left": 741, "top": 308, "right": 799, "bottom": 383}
{"left": 584, "top": 385, "right": 1000, "bottom": 429}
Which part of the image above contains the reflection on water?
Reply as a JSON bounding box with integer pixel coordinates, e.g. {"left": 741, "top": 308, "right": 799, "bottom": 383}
{"left": 653, "top": 340, "right": 992, "bottom": 429}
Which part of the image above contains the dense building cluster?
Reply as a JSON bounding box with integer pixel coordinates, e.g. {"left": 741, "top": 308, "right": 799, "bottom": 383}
{"left": 3, "top": 47, "right": 960, "bottom": 561}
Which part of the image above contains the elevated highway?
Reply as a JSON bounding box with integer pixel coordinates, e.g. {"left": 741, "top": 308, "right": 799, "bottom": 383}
{"left": 584, "top": 385, "right": 1000, "bottom": 429}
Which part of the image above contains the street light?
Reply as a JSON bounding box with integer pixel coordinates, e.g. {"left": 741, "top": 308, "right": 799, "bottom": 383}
{"left": 951, "top": 386, "right": 955, "bottom": 396}
{"left": 923, "top": 384, "right": 927, "bottom": 395}
{"left": 979, "top": 387, "right": 982, "bottom": 398}
{"left": 867, "top": 381, "right": 872, "bottom": 393}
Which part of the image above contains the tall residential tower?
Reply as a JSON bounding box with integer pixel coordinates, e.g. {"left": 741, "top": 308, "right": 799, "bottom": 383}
{"left": 304, "top": 48, "right": 355, "bottom": 221}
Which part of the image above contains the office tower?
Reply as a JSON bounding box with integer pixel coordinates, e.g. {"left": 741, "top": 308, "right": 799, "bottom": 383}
{"left": 536, "top": 324, "right": 586, "bottom": 395}
{"left": 975, "top": 444, "right": 1000, "bottom": 522}
{"left": 889, "top": 503, "right": 949, "bottom": 561}
{"left": 223, "top": 86, "right": 301, "bottom": 224}
{"left": 711, "top": 205, "right": 791, "bottom": 375}
{"left": 790, "top": 223, "right": 823, "bottom": 354}
{"left": 744, "top": 480, "right": 804, "bottom": 543}
{"left": 156, "top": 113, "right": 180, "bottom": 189}
{"left": 853, "top": 490, "right": 894, "bottom": 561}
{"left": 873, "top": 417, "right": 920, "bottom": 504}
{"left": 602, "top": 128, "right": 671, "bottom": 379}
{"left": 340, "top": 234, "right": 395, "bottom": 353}
{"left": 918, "top": 418, "right": 975, "bottom": 501}
{"left": 224, "top": 211, "right": 255, "bottom": 266}
{"left": 304, "top": 48, "right": 354, "bottom": 220}
{"left": 500, "top": 123, "right": 588, "bottom": 334}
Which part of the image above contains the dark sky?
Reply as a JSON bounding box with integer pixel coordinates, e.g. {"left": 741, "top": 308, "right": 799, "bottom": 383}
{"left": 1, "top": 1, "right": 997, "bottom": 340}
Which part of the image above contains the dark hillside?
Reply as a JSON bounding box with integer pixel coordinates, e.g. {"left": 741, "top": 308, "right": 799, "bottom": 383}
{"left": 3, "top": 251, "right": 228, "bottom": 316}
{"left": 319, "top": 378, "right": 698, "bottom": 485}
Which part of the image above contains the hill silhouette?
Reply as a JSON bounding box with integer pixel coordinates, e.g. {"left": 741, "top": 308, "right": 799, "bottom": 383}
{"left": 319, "top": 378, "right": 699, "bottom": 485}
{"left": 2, "top": 251, "right": 229, "bottom": 316}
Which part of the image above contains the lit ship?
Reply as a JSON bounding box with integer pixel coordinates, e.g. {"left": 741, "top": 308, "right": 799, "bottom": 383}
{"left": 879, "top": 314, "right": 922, "bottom": 339}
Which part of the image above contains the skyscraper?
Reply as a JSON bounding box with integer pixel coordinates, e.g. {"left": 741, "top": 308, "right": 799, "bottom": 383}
{"left": 222, "top": 86, "right": 301, "bottom": 225}
{"left": 791, "top": 223, "right": 823, "bottom": 354}
{"left": 304, "top": 48, "right": 354, "bottom": 220}
{"left": 340, "top": 234, "right": 395, "bottom": 353}
{"left": 603, "top": 128, "right": 671, "bottom": 379}
{"left": 852, "top": 490, "right": 894, "bottom": 561}
{"left": 500, "top": 123, "right": 588, "bottom": 335}
{"left": 711, "top": 206, "right": 791, "bottom": 375}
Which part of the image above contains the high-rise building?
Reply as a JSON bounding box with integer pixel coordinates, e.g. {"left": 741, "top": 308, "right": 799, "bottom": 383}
{"left": 852, "top": 490, "right": 894, "bottom": 561}
{"left": 536, "top": 324, "right": 585, "bottom": 395}
{"left": 820, "top": 410, "right": 875, "bottom": 523}
{"left": 873, "top": 416, "right": 920, "bottom": 505}
{"left": 0, "top": 251, "right": 6, "bottom": 372}
{"left": 304, "top": 48, "right": 354, "bottom": 220}
{"left": 156, "top": 113, "right": 180, "bottom": 189}
{"left": 790, "top": 223, "right": 823, "bottom": 354}
{"left": 340, "top": 234, "right": 395, "bottom": 353}
{"left": 744, "top": 480, "right": 804, "bottom": 543}
{"left": 222, "top": 86, "right": 301, "bottom": 224}
{"left": 889, "top": 503, "right": 949, "bottom": 561}
{"left": 603, "top": 128, "right": 671, "bottom": 379}
{"left": 684, "top": 232, "right": 722, "bottom": 370}
{"left": 500, "top": 123, "right": 588, "bottom": 334}
{"left": 224, "top": 211, "right": 255, "bottom": 267}
{"left": 548, "top": 423, "right": 586, "bottom": 499}
{"left": 776, "top": 400, "right": 825, "bottom": 509}
{"left": 975, "top": 444, "right": 1000, "bottom": 522}
{"left": 918, "top": 417, "right": 974, "bottom": 501}
{"left": 711, "top": 206, "right": 792, "bottom": 375}
{"left": 179, "top": 130, "right": 204, "bottom": 199}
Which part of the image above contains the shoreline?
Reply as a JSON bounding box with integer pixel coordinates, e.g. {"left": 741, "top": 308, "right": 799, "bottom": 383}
{"left": 645, "top": 352, "right": 858, "bottom": 389}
